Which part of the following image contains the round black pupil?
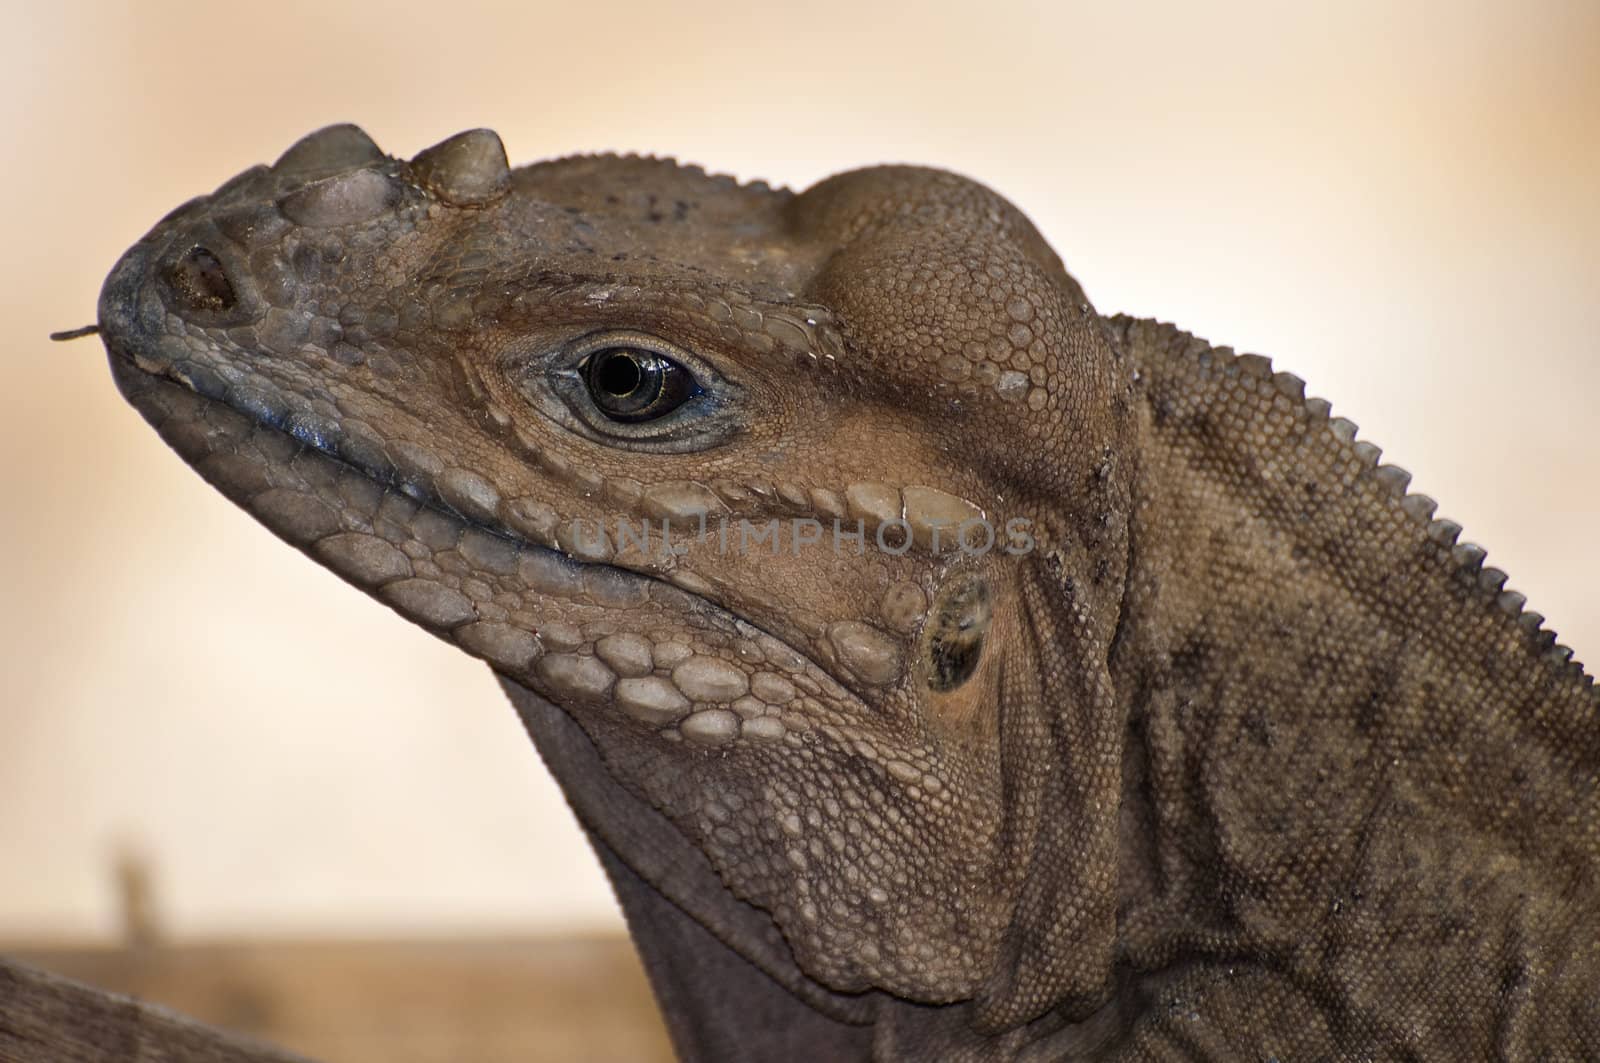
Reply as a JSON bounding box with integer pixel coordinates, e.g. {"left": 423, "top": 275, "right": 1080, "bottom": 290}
{"left": 595, "top": 351, "right": 643, "bottom": 396}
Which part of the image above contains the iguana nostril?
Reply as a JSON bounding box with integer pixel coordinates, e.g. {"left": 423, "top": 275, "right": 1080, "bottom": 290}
{"left": 166, "top": 246, "right": 237, "bottom": 313}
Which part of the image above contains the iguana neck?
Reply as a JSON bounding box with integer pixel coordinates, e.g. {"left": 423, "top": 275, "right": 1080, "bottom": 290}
{"left": 1105, "top": 315, "right": 1599, "bottom": 980}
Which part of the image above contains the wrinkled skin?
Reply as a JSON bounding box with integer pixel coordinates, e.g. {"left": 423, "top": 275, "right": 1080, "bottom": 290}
{"left": 96, "top": 126, "right": 1599, "bottom": 1060}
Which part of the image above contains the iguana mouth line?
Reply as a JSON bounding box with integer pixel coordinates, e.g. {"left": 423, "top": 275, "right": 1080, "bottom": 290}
{"left": 104, "top": 337, "right": 849, "bottom": 703}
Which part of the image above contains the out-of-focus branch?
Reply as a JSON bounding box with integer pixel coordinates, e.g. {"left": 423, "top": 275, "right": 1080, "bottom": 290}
{"left": 0, "top": 956, "right": 310, "bottom": 1063}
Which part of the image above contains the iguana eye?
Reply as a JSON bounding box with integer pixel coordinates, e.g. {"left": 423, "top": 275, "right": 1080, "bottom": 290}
{"left": 526, "top": 329, "right": 741, "bottom": 452}
{"left": 583, "top": 347, "right": 701, "bottom": 422}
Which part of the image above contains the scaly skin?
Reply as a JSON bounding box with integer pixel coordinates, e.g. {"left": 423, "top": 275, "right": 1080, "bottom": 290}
{"left": 95, "top": 125, "right": 1598, "bottom": 1060}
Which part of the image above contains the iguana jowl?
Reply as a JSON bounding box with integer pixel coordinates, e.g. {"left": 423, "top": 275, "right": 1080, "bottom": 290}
{"left": 90, "top": 124, "right": 1598, "bottom": 1060}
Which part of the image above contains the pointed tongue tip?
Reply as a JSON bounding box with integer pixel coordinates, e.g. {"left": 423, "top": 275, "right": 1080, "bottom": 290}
{"left": 50, "top": 324, "right": 100, "bottom": 342}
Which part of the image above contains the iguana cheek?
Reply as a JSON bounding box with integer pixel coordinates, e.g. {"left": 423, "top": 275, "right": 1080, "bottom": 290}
{"left": 820, "top": 620, "right": 905, "bottom": 687}
{"left": 880, "top": 580, "right": 928, "bottom": 632}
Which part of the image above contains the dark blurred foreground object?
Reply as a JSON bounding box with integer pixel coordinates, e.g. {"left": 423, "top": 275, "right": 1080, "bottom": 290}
{"left": 2, "top": 938, "right": 672, "bottom": 1062}
{"left": 0, "top": 957, "right": 305, "bottom": 1061}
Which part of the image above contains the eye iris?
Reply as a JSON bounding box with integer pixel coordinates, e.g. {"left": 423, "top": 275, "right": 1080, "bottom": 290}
{"left": 583, "top": 346, "right": 700, "bottom": 423}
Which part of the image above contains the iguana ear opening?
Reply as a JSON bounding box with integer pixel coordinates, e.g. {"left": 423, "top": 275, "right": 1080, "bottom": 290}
{"left": 921, "top": 571, "right": 993, "bottom": 693}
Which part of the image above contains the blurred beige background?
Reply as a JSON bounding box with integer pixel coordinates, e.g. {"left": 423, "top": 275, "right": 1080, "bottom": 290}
{"left": 3, "top": 0, "right": 1596, "bottom": 946}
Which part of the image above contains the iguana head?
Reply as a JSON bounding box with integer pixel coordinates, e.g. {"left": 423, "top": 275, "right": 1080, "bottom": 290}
{"left": 99, "top": 125, "right": 1136, "bottom": 1022}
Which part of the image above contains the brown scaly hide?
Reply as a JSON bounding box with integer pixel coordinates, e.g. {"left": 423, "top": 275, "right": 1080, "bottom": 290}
{"left": 88, "top": 125, "right": 1597, "bottom": 1060}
